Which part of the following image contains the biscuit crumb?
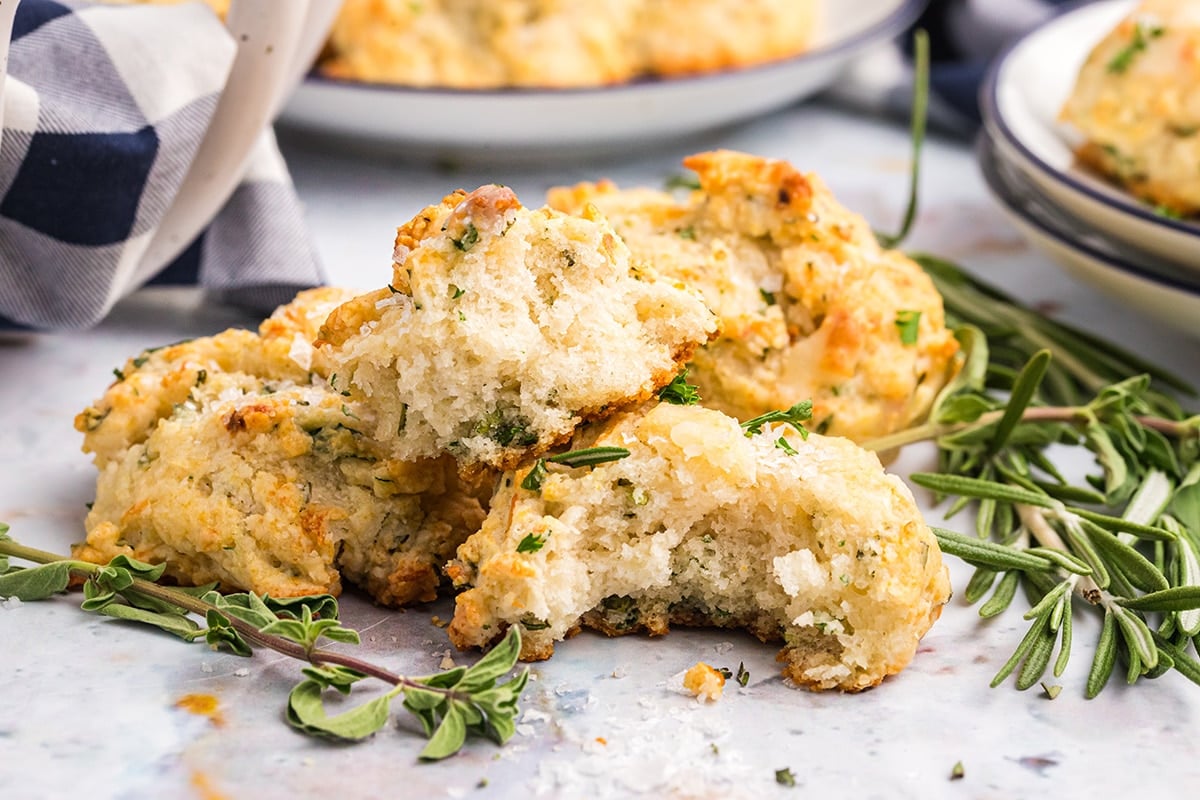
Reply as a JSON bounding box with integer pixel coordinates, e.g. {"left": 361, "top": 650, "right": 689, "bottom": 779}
{"left": 683, "top": 662, "right": 725, "bottom": 702}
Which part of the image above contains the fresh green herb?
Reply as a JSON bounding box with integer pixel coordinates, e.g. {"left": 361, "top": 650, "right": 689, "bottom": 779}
{"left": 895, "top": 310, "right": 922, "bottom": 345}
{"left": 1154, "top": 204, "right": 1182, "bottom": 220}
{"left": 546, "top": 446, "right": 631, "bottom": 469}
{"left": 715, "top": 666, "right": 733, "bottom": 680}
{"left": 664, "top": 172, "right": 701, "bottom": 192}
{"left": 774, "top": 436, "right": 798, "bottom": 456}
{"left": 735, "top": 662, "right": 750, "bottom": 687}
{"left": 741, "top": 401, "right": 813, "bottom": 438}
{"left": 862, "top": 268, "right": 1200, "bottom": 696}
{"left": 112, "top": 368, "right": 126, "bottom": 382}
{"left": 659, "top": 369, "right": 701, "bottom": 406}
{"left": 449, "top": 284, "right": 466, "bottom": 299}
{"left": 452, "top": 223, "right": 480, "bottom": 252}
{"left": 678, "top": 226, "right": 696, "bottom": 240}
{"left": 474, "top": 411, "right": 537, "bottom": 448}
{"left": 759, "top": 288, "right": 777, "bottom": 306}
{"left": 520, "top": 460, "right": 549, "bottom": 492}
{"left": 1107, "top": 22, "right": 1165, "bottom": 74}
{"left": 875, "top": 29, "right": 929, "bottom": 249}
{"left": 520, "top": 446, "right": 631, "bottom": 492}
{"left": 0, "top": 528, "right": 529, "bottom": 760}
{"left": 516, "top": 533, "right": 546, "bottom": 554}
{"left": 775, "top": 767, "right": 797, "bottom": 787}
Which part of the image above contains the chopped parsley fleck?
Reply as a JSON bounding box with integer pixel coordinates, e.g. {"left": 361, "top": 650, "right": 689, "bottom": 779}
{"left": 516, "top": 533, "right": 545, "bottom": 553}
{"left": 1106, "top": 21, "right": 1165, "bottom": 74}
{"left": 775, "top": 767, "right": 797, "bottom": 787}
{"left": 112, "top": 368, "right": 126, "bottom": 382}
{"left": 518, "top": 613, "right": 550, "bottom": 630}
{"left": 1154, "top": 204, "right": 1182, "bottom": 220}
{"left": 474, "top": 410, "right": 538, "bottom": 447}
{"left": 774, "top": 436, "right": 798, "bottom": 456}
{"left": 658, "top": 369, "right": 701, "bottom": 405}
{"left": 520, "top": 460, "right": 549, "bottom": 491}
{"left": 449, "top": 284, "right": 466, "bottom": 299}
{"left": 759, "top": 288, "right": 777, "bottom": 306}
{"left": 664, "top": 172, "right": 701, "bottom": 192}
{"left": 678, "top": 226, "right": 697, "bottom": 240}
{"left": 735, "top": 662, "right": 750, "bottom": 687}
{"left": 895, "top": 310, "right": 921, "bottom": 345}
{"left": 452, "top": 223, "right": 480, "bottom": 252}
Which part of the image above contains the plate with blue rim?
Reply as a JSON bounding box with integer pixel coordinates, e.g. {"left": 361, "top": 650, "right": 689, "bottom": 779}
{"left": 980, "top": 0, "right": 1200, "bottom": 275}
{"left": 978, "top": 129, "right": 1200, "bottom": 340}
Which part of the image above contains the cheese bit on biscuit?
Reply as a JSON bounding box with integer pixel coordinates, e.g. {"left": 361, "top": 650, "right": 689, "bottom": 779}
{"left": 446, "top": 402, "right": 950, "bottom": 692}
{"left": 318, "top": 185, "right": 718, "bottom": 475}
{"left": 547, "top": 150, "right": 961, "bottom": 444}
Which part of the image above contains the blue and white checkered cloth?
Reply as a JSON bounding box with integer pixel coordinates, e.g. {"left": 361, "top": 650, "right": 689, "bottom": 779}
{"left": 0, "top": 0, "right": 322, "bottom": 331}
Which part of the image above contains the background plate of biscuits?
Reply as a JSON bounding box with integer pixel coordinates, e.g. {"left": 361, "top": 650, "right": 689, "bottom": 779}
{"left": 277, "top": 0, "right": 926, "bottom": 160}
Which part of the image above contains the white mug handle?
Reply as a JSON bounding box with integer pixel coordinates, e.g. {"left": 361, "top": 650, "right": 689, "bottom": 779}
{"left": 273, "top": 0, "right": 342, "bottom": 120}
{"left": 135, "top": 0, "right": 324, "bottom": 282}
{"left": 0, "top": 0, "right": 21, "bottom": 147}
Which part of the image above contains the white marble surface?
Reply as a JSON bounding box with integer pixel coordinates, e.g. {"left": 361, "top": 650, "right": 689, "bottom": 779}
{"left": 3, "top": 103, "right": 1200, "bottom": 800}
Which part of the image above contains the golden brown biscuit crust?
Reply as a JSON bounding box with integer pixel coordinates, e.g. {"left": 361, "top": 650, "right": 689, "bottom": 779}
{"left": 547, "top": 150, "right": 960, "bottom": 443}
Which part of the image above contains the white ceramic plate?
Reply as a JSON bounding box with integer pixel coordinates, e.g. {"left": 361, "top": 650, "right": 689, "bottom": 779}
{"left": 278, "top": 0, "right": 925, "bottom": 160}
{"left": 978, "top": 131, "right": 1200, "bottom": 339}
{"left": 980, "top": 0, "right": 1200, "bottom": 276}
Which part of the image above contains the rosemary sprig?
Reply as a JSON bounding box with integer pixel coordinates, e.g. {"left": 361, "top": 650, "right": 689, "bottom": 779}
{"left": 0, "top": 527, "right": 529, "bottom": 759}
{"left": 860, "top": 281, "right": 1200, "bottom": 695}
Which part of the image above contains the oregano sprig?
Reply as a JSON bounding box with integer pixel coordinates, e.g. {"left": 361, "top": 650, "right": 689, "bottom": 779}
{"left": 0, "top": 528, "right": 529, "bottom": 759}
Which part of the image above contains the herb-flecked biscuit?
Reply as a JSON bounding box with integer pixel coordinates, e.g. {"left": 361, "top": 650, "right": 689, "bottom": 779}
{"left": 317, "top": 185, "right": 718, "bottom": 474}
{"left": 1059, "top": 0, "right": 1200, "bottom": 217}
{"left": 76, "top": 287, "right": 356, "bottom": 467}
{"left": 320, "top": 0, "right": 819, "bottom": 89}
{"left": 74, "top": 289, "right": 489, "bottom": 605}
{"left": 547, "top": 150, "right": 961, "bottom": 443}
{"left": 445, "top": 402, "right": 951, "bottom": 692}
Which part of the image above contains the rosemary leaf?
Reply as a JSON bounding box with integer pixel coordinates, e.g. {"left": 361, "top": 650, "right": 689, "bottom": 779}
{"left": 1086, "top": 610, "right": 1118, "bottom": 698}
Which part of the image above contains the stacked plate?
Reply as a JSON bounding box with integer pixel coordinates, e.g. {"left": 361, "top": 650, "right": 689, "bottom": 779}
{"left": 978, "top": 0, "right": 1200, "bottom": 338}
